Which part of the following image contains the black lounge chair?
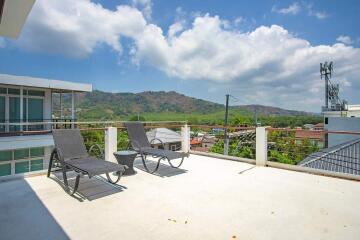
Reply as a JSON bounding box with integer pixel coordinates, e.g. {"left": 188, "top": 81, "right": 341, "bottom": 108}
{"left": 47, "top": 129, "right": 126, "bottom": 195}
{"left": 125, "top": 122, "right": 188, "bottom": 173}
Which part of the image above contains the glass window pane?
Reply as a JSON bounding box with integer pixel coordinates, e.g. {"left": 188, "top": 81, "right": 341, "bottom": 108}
{"left": 9, "top": 97, "right": 20, "bottom": 132}
{"left": 27, "top": 90, "right": 45, "bottom": 97}
{"left": 0, "top": 88, "right": 6, "bottom": 94}
{"left": 15, "top": 161, "right": 29, "bottom": 174}
{"left": 30, "top": 147, "right": 44, "bottom": 157}
{"left": 28, "top": 98, "right": 44, "bottom": 130}
{"left": 30, "top": 159, "right": 43, "bottom": 171}
{"left": 0, "top": 163, "right": 11, "bottom": 176}
{"left": 0, "top": 96, "right": 5, "bottom": 132}
{"left": 0, "top": 150, "right": 12, "bottom": 161}
{"left": 14, "top": 149, "right": 29, "bottom": 160}
{"left": 8, "top": 88, "right": 20, "bottom": 95}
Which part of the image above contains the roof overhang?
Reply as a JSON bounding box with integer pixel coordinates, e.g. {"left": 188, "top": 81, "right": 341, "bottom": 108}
{"left": 0, "top": 0, "right": 36, "bottom": 38}
{"left": 0, "top": 74, "right": 92, "bottom": 92}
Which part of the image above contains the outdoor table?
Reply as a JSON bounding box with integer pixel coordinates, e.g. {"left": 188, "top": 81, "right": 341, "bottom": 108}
{"left": 113, "top": 150, "right": 138, "bottom": 175}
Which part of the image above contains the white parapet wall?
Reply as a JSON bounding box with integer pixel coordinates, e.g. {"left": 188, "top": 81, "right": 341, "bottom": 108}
{"left": 105, "top": 127, "right": 118, "bottom": 163}
{"left": 181, "top": 124, "right": 190, "bottom": 153}
{"left": 256, "top": 127, "right": 268, "bottom": 166}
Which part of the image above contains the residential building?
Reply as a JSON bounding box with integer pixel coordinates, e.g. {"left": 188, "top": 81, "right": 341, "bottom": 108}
{"left": 0, "top": 74, "right": 92, "bottom": 178}
{"left": 313, "top": 123, "right": 324, "bottom": 131}
{"left": 201, "top": 137, "right": 216, "bottom": 149}
{"left": 323, "top": 105, "right": 360, "bottom": 147}
{"left": 146, "top": 128, "right": 182, "bottom": 151}
{"left": 295, "top": 130, "right": 324, "bottom": 148}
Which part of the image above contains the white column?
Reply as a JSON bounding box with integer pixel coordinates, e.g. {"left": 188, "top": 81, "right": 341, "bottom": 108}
{"left": 71, "top": 91, "right": 75, "bottom": 129}
{"left": 181, "top": 124, "right": 190, "bottom": 153}
{"left": 19, "top": 87, "right": 23, "bottom": 131}
{"left": 256, "top": 127, "right": 268, "bottom": 166}
{"left": 105, "top": 127, "right": 117, "bottom": 163}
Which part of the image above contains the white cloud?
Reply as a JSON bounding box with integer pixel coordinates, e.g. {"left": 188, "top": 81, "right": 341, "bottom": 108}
{"left": 15, "top": 0, "right": 147, "bottom": 57}
{"left": 5, "top": 0, "right": 360, "bottom": 111}
{"left": 234, "top": 17, "right": 244, "bottom": 26}
{"left": 132, "top": 0, "right": 152, "bottom": 20}
{"left": 272, "top": 2, "right": 301, "bottom": 15}
{"left": 336, "top": 35, "right": 353, "bottom": 45}
{"left": 306, "top": 3, "right": 329, "bottom": 19}
{"left": 132, "top": 15, "right": 360, "bottom": 110}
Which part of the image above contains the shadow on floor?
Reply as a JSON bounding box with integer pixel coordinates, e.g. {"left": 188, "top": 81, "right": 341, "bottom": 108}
{"left": 134, "top": 158, "right": 187, "bottom": 177}
{"left": 0, "top": 179, "right": 71, "bottom": 240}
{"left": 51, "top": 171, "right": 126, "bottom": 201}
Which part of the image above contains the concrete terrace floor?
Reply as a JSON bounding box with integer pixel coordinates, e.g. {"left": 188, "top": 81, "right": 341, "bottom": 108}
{"left": 0, "top": 154, "right": 360, "bottom": 240}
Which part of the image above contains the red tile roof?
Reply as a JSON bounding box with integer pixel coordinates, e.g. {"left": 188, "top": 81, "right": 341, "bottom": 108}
{"left": 295, "top": 130, "right": 324, "bottom": 141}
{"left": 190, "top": 139, "right": 201, "bottom": 145}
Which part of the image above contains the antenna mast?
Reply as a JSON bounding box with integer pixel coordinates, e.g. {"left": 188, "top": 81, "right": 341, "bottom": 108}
{"left": 320, "top": 61, "right": 347, "bottom": 111}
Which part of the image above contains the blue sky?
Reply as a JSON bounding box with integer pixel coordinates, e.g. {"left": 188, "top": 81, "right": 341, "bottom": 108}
{"left": 1, "top": 0, "right": 360, "bottom": 112}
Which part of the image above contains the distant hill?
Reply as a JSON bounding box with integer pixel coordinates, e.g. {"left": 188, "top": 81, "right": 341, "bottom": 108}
{"left": 235, "top": 105, "right": 316, "bottom": 117}
{"left": 74, "top": 90, "right": 317, "bottom": 120}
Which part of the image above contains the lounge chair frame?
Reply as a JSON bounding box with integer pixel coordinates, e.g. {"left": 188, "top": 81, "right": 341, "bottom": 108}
{"left": 125, "top": 122, "right": 188, "bottom": 173}
{"left": 47, "top": 129, "right": 125, "bottom": 195}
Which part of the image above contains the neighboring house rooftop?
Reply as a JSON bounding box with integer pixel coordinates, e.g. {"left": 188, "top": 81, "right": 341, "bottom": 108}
{"left": 190, "top": 139, "right": 201, "bottom": 145}
{"left": 299, "top": 138, "right": 360, "bottom": 175}
{"left": 146, "top": 128, "right": 181, "bottom": 144}
{"left": 0, "top": 73, "right": 92, "bottom": 92}
{"left": 295, "top": 130, "right": 324, "bottom": 140}
{"left": 202, "top": 137, "right": 216, "bottom": 144}
{"left": 303, "top": 124, "right": 314, "bottom": 129}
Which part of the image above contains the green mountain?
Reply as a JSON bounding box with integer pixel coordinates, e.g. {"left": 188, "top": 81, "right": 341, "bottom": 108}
{"left": 75, "top": 90, "right": 317, "bottom": 122}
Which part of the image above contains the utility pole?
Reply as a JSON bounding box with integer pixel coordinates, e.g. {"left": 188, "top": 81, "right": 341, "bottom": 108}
{"left": 224, "top": 94, "right": 230, "bottom": 155}
{"left": 254, "top": 108, "right": 258, "bottom": 127}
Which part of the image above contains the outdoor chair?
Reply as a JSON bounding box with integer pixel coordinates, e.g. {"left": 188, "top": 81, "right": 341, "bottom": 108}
{"left": 47, "top": 129, "right": 127, "bottom": 195}
{"left": 125, "top": 122, "right": 188, "bottom": 173}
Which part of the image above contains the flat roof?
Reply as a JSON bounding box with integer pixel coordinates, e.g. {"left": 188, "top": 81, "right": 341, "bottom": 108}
{"left": 0, "top": 154, "right": 359, "bottom": 239}
{"left": 0, "top": 0, "right": 36, "bottom": 38}
{"left": 0, "top": 74, "right": 92, "bottom": 92}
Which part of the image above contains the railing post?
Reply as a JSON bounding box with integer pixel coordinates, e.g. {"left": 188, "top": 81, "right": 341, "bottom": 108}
{"left": 105, "top": 127, "right": 117, "bottom": 163}
{"left": 256, "top": 127, "right": 268, "bottom": 166}
{"left": 181, "top": 124, "right": 190, "bottom": 153}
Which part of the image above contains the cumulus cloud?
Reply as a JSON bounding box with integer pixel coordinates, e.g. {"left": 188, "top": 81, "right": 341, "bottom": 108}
{"left": 15, "top": 0, "right": 147, "bottom": 57}
{"left": 336, "top": 35, "right": 353, "bottom": 45}
{"left": 271, "top": 2, "right": 301, "bottom": 15}
{"left": 132, "top": 15, "right": 360, "bottom": 110}
{"left": 132, "top": 0, "right": 153, "bottom": 20}
{"left": 5, "top": 0, "right": 360, "bottom": 111}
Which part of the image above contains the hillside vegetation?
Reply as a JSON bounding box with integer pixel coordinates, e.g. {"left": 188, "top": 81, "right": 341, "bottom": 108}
{"left": 73, "top": 90, "right": 321, "bottom": 127}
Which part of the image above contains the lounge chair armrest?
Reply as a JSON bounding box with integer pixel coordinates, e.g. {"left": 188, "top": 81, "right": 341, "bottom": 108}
{"left": 150, "top": 138, "right": 165, "bottom": 149}
{"left": 89, "top": 144, "right": 105, "bottom": 159}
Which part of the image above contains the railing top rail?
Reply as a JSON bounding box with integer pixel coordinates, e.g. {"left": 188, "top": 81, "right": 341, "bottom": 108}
{"left": 0, "top": 120, "right": 187, "bottom": 126}
{"left": 267, "top": 127, "right": 360, "bottom": 136}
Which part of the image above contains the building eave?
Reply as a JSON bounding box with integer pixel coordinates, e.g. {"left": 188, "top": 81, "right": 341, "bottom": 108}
{"left": 0, "top": 0, "right": 36, "bottom": 38}
{"left": 0, "top": 74, "right": 92, "bottom": 92}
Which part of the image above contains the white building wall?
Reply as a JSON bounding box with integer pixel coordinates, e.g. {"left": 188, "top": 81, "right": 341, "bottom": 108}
{"left": 326, "top": 117, "right": 360, "bottom": 147}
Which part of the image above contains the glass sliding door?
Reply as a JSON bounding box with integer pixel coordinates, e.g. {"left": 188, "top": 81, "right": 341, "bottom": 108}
{"left": 28, "top": 98, "right": 44, "bottom": 130}
{"left": 0, "top": 97, "right": 5, "bottom": 132}
{"left": 9, "top": 97, "right": 20, "bottom": 132}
